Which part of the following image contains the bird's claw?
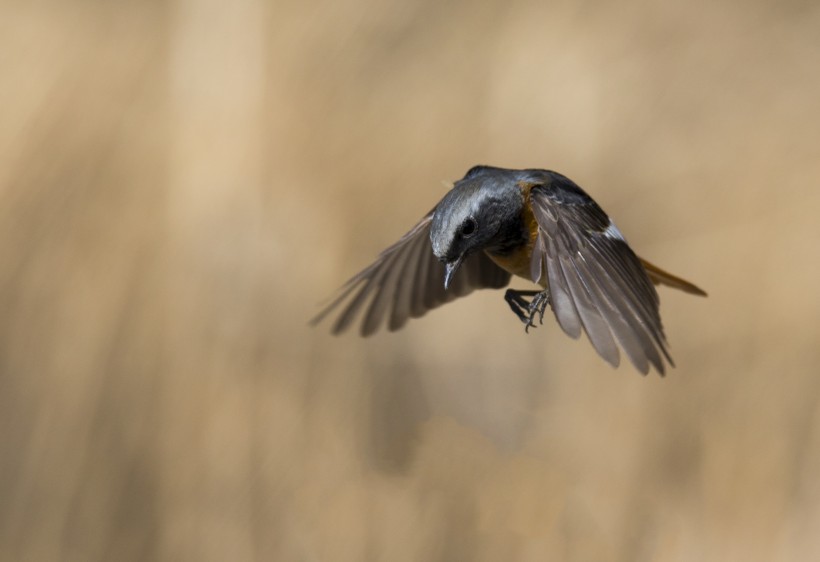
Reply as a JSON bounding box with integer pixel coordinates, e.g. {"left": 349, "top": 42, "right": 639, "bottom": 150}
{"left": 504, "top": 289, "right": 550, "bottom": 333}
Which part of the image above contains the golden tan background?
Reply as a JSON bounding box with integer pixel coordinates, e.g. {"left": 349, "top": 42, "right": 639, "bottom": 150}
{"left": 1, "top": 0, "right": 819, "bottom": 560}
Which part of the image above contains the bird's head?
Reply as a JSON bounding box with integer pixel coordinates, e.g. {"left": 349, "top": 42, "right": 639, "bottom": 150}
{"left": 430, "top": 166, "right": 524, "bottom": 290}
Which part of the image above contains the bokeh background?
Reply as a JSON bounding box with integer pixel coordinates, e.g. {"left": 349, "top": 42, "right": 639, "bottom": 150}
{"left": 2, "top": 0, "right": 819, "bottom": 560}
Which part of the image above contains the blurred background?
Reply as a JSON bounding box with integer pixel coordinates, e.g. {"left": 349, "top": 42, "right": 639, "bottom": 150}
{"left": 1, "top": 0, "right": 819, "bottom": 560}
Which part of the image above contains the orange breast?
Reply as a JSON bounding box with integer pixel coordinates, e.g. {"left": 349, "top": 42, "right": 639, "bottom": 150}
{"left": 486, "top": 244, "right": 536, "bottom": 282}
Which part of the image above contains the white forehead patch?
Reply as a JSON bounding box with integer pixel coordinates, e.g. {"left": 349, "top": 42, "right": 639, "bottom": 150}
{"left": 603, "top": 220, "right": 626, "bottom": 241}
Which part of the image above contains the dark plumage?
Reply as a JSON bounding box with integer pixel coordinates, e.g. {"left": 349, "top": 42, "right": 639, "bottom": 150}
{"left": 312, "top": 166, "right": 706, "bottom": 375}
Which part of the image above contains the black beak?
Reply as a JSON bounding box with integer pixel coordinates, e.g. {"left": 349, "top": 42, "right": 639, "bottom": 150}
{"left": 443, "top": 256, "right": 464, "bottom": 291}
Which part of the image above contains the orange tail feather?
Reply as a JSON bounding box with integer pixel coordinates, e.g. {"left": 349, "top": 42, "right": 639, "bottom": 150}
{"left": 640, "top": 258, "right": 707, "bottom": 296}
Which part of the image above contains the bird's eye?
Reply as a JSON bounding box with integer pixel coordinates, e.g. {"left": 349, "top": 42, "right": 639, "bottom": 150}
{"left": 460, "top": 217, "right": 477, "bottom": 238}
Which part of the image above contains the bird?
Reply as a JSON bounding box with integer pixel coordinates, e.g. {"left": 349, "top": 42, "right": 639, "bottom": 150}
{"left": 311, "top": 165, "right": 706, "bottom": 375}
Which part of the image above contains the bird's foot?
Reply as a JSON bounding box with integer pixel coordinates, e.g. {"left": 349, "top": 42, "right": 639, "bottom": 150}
{"left": 528, "top": 290, "right": 549, "bottom": 330}
{"left": 504, "top": 289, "right": 550, "bottom": 333}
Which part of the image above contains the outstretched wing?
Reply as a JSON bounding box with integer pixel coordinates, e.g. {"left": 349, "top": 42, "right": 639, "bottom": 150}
{"left": 528, "top": 172, "right": 672, "bottom": 375}
{"left": 311, "top": 212, "right": 511, "bottom": 336}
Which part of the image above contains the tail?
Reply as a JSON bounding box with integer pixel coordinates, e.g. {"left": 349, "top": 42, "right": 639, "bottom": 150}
{"left": 640, "top": 258, "right": 707, "bottom": 297}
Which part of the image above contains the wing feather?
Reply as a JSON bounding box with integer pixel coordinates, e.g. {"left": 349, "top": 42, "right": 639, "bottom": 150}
{"left": 545, "top": 235, "right": 583, "bottom": 339}
{"left": 312, "top": 212, "right": 511, "bottom": 335}
{"left": 561, "top": 253, "right": 620, "bottom": 367}
{"left": 529, "top": 173, "right": 672, "bottom": 374}
{"left": 388, "top": 228, "right": 428, "bottom": 331}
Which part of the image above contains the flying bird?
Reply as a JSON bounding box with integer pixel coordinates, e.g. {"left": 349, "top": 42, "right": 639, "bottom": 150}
{"left": 312, "top": 166, "right": 706, "bottom": 375}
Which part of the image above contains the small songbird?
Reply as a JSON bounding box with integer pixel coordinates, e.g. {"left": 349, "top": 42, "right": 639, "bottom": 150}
{"left": 312, "top": 166, "right": 706, "bottom": 375}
